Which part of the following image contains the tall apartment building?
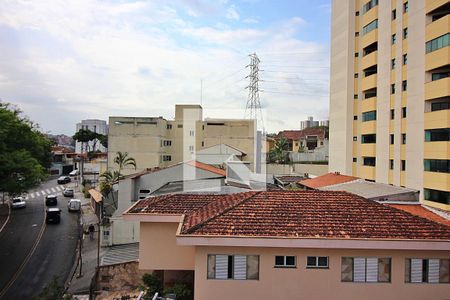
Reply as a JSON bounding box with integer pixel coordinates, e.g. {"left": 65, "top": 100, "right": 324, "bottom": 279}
{"left": 330, "top": 0, "right": 449, "bottom": 211}
{"left": 108, "top": 105, "right": 256, "bottom": 174}
{"left": 75, "top": 119, "right": 108, "bottom": 153}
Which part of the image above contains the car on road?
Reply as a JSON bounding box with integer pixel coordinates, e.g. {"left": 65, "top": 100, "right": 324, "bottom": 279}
{"left": 69, "top": 169, "right": 79, "bottom": 177}
{"left": 68, "top": 199, "right": 81, "bottom": 212}
{"left": 46, "top": 208, "right": 61, "bottom": 224}
{"left": 57, "top": 176, "right": 71, "bottom": 184}
{"left": 45, "top": 195, "right": 58, "bottom": 206}
{"left": 63, "top": 188, "right": 74, "bottom": 197}
{"left": 11, "top": 197, "right": 26, "bottom": 209}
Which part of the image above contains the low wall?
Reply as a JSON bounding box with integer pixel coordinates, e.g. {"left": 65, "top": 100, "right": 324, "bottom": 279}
{"left": 267, "top": 163, "right": 328, "bottom": 176}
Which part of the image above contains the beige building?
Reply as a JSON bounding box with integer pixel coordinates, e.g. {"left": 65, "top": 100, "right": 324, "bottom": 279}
{"left": 124, "top": 190, "right": 450, "bottom": 300}
{"left": 330, "top": 0, "right": 450, "bottom": 211}
{"left": 108, "top": 105, "right": 256, "bottom": 174}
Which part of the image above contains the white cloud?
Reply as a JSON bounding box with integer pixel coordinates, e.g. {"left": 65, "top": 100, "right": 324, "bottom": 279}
{"left": 225, "top": 5, "right": 240, "bottom": 21}
{"left": 243, "top": 17, "right": 259, "bottom": 24}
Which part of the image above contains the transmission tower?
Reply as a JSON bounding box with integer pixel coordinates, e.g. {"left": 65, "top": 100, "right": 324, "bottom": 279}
{"left": 245, "top": 53, "right": 264, "bottom": 131}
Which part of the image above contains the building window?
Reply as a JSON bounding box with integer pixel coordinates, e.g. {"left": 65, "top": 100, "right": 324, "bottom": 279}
{"left": 391, "top": 83, "right": 395, "bottom": 94}
{"left": 402, "top": 133, "right": 406, "bottom": 144}
{"left": 354, "top": 73, "right": 359, "bottom": 78}
{"left": 392, "top": 34, "right": 396, "bottom": 45}
{"left": 431, "top": 100, "right": 450, "bottom": 111}
{"left": 403, "top": 1, "right": 408, "bottom": 13}
{"left": 364, "top": 88, "right": 377, "bottom": 99}
{"left": 207, "top": 254, "right": 259, "bottom": 280}
{"left": 353, "top": 157, "right": 357, "bottom": 163}
{"left": 341, "top": 257, "right": 391, "bottom": 282}
{"left": 363, "top": 157, "right": 376, "bottom": 166}
{"left": 356, "top": 11, "right": 360, "bottom": 16}
{"left": 363, "top": 19, "right": 378, "bottom": 35}
{"left": 353, "top": 136, "right": 357, "bottom": 141}
{"left": 425, "top": 129, "right": 450, "bottom": 142}
{"left": 390, "top": 109, "right": 395, "bottom": 120}
{"left": 355, "top": 52, "right": 359, "bottom": 57}
{"left": 426, "top": 34, "right": 449, "bottom": 53}
{"left": 405, "top": 259, "right": 450, "bottom": 283}
{"left": 402, "top": 80, "right": 407, "bottom": 91}
{"left": 307, "top": 256, "right": 329, "bottom": 269}
{"left": 424, "top": 159, "right": 450, "bottom": 173}
{"left": 392, "top": 9, "right": 396, "bottom": 20}
{"left": 362, "top": 0, "right": 378, "bottom": 14}
{"left": 275, "top": 256, "right": 296, "bottom": 268}
{"left": 403, "top": 27, "right": 408, "bottom": 39}
{"left": 354, "top": 115, "right": 358, "bottom": 120}
{"left": 355, "top": 32, "right": 360, "bottom": 37}
{"left": 390, "top": 134, "right": 394, "bottom": 145}
{"left": 177, "top": 124, "right": 183, "bottom": 128}
{"left": 389, "top": 159, "right": 394, "bottom": 170}
{"left": 162, "top": 155, "right": 172, "bottom": 162}
{"left": 354, "top": 94, "right": 358, "bottom": 99}
{"left": 403, "top": 54, "right": 408, "bottom": 65}
{"left": 163, "top": 140, "right": 172, "bottom": 147}
{"left": 362, "top": 134, "right": 376, "bottom": 144}
{"left": 424, "top": 189, "right": 450, "bottom": 205}
{"left": 401, "top": 160, "right": 406, "bottom": 171}
{"left": 201, "top": 141, "right": 205, "bottom": 147}
{"left": 402, "top": 107, "right": 407, "bottom": 118}
{"left": 432, "top": 72, "right": 450, "bottom": 81}
{"left": 189, "top": 145, "right": 194, "bottom": 152}
{"left": 362, "top": 110, "right": 377, "bottom": 122}
{"left": 166, "top": 124, "right": 172, "bottom": 130}
{"left": 391, "top": 58, "right": 396, "bottom": 69}
{"left": 189, "top": 130, "right": 195, "bottom": 136}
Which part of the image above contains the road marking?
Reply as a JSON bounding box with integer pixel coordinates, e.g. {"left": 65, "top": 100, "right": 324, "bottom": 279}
{"left": 45, "top": 189, "right": 51, "bottom": 194}
{"left": 0, "top": 202, "right": 11, "bottom": 233}
{"left": 56, "top": 186, "right": 62, "bottom": 191}
{"left": 31, "top": 194, "right": 35, "bottom": 199}
{"left": 0, "top": 198, "right": 46, "bottom": 298}
{"left": 51, "top": 187, "right": 56, "bottom": 193}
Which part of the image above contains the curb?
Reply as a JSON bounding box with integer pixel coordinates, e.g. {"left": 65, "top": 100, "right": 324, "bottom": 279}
{"left": 0, "top": 202, "right": 11, "bottom": 233}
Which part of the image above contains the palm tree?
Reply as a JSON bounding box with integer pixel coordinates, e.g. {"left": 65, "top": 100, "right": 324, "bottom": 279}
{"left": 114, "top": 151, "right": 137, "bottom": 175}
{"left": 99, "top": 170, "right": 120, "bottom": 209}
{"left": 269, "top": 138, "right": 288, "bottom": 163}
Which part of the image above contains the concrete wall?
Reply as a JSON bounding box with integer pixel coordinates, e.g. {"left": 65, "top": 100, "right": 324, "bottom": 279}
{"left": 289, "top": 140, "right": 329, "bottom": 162}
{"left": 194, "top": 246, "right": 450, "bottom": 300}
{"left": 266, "top": 163, "right": 328, "bottom": 177}
{"left": 139, "top": 222, "right": 195, "bottom": 271}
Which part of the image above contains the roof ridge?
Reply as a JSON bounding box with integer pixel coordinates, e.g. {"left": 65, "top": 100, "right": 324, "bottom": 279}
{"left": 183, "top": 191, "right": 261, "bottom": 234}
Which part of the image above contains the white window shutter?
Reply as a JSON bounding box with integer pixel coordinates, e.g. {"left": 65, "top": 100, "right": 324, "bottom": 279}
{"left": 234, "top": 255, "right": 247, "bottom": 280}
{"left": 354, "top": 258, "right": 366, "bottom": 282}
{"left": 428, "top": 259, "right": 440, "bottom": 283}
{"left": 411, "top": 259, "right": 423, "bottom": 283}
{"left": 366, "top": 258, "right": 378, "bottom": 282}
{"left": 215, "top": 255, "right": 228, "bottom": 279}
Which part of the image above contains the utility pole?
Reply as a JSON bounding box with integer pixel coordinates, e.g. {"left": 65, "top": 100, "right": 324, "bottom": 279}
{"left": 245, "top": 53, "right": 264, "bottom": 132}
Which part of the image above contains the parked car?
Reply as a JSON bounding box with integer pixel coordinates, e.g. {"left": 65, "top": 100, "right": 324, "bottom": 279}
{"left": 63, "top": 188, "right": 74, "bottom": 197}
{"left": 69, "top": 169, "right": 79, "bottom": 177}
{"left": 11, "top": 197, "right": 26, "bottom": 209}
{"left": 45, "top": 195, "right": 58, "bottom": 206}
{"left": 68, "top": 199, "right": 81, "bottom": 212}
{"left": 46, "top": 208, "right": 61, "bottom": 224}
{"left": 57, "top": 176, "right": 71, "bottom": 184}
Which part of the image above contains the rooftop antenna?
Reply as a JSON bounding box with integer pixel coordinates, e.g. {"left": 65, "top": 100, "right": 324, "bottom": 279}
{"left": 244, "top": 53, "right": 264, "bottom": 132}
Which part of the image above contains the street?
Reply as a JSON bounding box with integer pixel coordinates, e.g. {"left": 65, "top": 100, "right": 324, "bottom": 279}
{"left": 0, "top": 178, "right": 79, "bottom": 299}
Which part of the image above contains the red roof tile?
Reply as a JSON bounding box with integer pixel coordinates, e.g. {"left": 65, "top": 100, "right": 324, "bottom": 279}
{"left": 186, "top": 161, "right": 226, "bottom": 176}
{"left": 179, "top": 191, "right": 450, "bottom": 240}
{"left": 276, "top": 128, "right": 326, "bottom": 141}
{"left": 299, "top": 172, "right": 359, "bottom": 189}
{"left": 388, "top": 204, "right": 450, "bottom": 226}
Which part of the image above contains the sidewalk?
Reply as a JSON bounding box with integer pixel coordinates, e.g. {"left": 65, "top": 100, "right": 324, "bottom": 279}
{"left": 66, "top": 188, "right": 106, "bottom": 297}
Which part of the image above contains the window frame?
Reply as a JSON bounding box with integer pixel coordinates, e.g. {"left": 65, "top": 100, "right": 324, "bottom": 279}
{"left": 274, "top": 255, "right": 297, "bottom": 268}
{"left": 306, "top": 256, "right": 329, "bottom": 269}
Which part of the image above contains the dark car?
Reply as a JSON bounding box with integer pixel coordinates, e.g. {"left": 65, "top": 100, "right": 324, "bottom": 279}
{"left": 63, "top": 188, "right": 74, "bottom": 197}
{"left": 45, "top": 195, "right": 58, "bottom": 206}
{"left": 57, "top": 176, "right": 71, "bottom": 184}
{"left": 46, "top": 208, "right": 61, "bottom": 224}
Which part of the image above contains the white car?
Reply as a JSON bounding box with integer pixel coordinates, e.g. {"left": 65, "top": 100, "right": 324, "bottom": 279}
{"left": 69, "top": 169, "right": 79, "bottom": 177}
{"left": 11, "top": 197, "right": 26, "bottom": 209}
{"left": 68, "top": 199, "right": 81, "bottom": 212}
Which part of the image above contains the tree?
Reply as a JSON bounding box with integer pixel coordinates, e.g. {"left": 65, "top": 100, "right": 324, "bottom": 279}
{"left": 269, "top": 137, "right": 289, "bottom": 163}
{"left": 141, "top": 273, "right": 163, "bottom": 299}
{"left": 73, "top": 128, "right": 97, "bottom": 153}
{"left": 114, "top": 151, "right": 137, "bottom": 174}
{"left": 0, "top": 102, "right": 52, "bottom": 199}
{"left": 99, "top": 170, "right": 120, "bottom": 209}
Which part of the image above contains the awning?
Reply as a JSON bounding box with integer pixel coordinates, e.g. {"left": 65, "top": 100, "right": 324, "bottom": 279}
{"left": 88, "top": 188, "right": 103, "bottom": 203}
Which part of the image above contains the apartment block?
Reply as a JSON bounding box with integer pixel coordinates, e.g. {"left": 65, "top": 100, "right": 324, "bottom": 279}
{"left": 330, "top": 0, "right": 450, "bottom": 210}
{"left": 75, "top": 119, "right": 108, "bottom": 153}
{"left": 108, "top": 105, "right": 256, "bottom": 174}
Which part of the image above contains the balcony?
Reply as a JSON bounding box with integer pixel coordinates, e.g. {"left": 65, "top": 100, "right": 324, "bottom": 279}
{"left": 360, "top": 143, "right": 376, "bottom": 157}
{"left": 426, "top": 0, "right": 449, "bottom": 14}
{"left": 425, "top": 77, "right": 450, "bottom": 100}
{"left": 425, "top": 46, "right": 450, "bottom": 71}
{"left": 426, "top": 14, "right": 449, "bottom": 41}
{"left": 361, "top": 120, "right": 376, "bottom": 134}
{"left": 361, "top": 97, "right": 377, "bottom": 112}
{"left": 424, "top": 141, "right": 450, "bottom": 159}
{"left": 362, "top": 29, "right": 378, "bottom": 49}
{"left": 360, "top": 165, "right": 376, "bottom": 180}
{"left": 424, "top": 109, "right": 450, "bottom": 129}
{"left": 361, "top": 51, "right": 378, "bottom": 70}
{"left": 424, "top": 171, "right": 450, "bottom": 191}
{"left": 361, "top": 74, "right": 377, "bottom": 91}
{"left": 362, "top": 6, "right": 378, "bottom": 28}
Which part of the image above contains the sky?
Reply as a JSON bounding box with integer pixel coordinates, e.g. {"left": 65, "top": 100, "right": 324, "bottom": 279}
{"left": 0, "top": 0, "right": 331, "bottom": 135}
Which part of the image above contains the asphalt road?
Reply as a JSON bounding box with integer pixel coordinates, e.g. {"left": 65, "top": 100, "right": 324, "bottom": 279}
{"left": 0, "top": 178, "right": 79, "bottom": 299}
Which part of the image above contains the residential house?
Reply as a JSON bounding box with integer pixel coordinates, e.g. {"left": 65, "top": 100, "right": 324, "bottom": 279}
{"left": 124, "top": 190, "right": 450, "bottom": 300}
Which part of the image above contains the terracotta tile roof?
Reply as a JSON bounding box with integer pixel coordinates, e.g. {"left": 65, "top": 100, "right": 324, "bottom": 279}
{"left": 178, "top": 191, "right": 450, "bottom": 240}
{"left": 388, "top": 204, "right": 450, "bottom": 226}
{"left": 298, "top": 172, "right": 359, "bottom": 189}
{"left": 276, "top": 130, "right": 302, "bottom": 140}
{"left": 89, "top": 189, "right": 103, "bottom": 203}
{"left": 275, "top": 175, "right": 306, "bottom": 184}
{"left": 276, "top": 128, "right": 326, "bottom": 141}
{"left": 186, "top": 161, "right": 226, "bottom": 176}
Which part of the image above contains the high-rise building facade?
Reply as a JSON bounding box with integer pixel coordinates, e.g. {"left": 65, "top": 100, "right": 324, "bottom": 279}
{"left": 330, "top": 0, "right": 449, "bottom": 211}
{"left": 75, "top": 119, "right": 108, "bottom": 153}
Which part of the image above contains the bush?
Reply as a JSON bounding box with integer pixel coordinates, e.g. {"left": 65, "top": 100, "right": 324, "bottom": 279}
{"left": 141, "top": 273, "right": 163, "bottom": 299}
{"left": 164, "top": 283, "right": 192, "bottom": 300}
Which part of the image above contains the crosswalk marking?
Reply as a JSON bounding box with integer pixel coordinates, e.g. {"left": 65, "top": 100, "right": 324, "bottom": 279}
{"left": 51, "top": 187, "right": 56, "bottom": 193}
{"left": 31, "top": 193, "right": 35, "bottom": 199}
{"left": 45, "top": 189, "right": 51, "bottom": 194}
{"left": 56, "top": 186, "right": 62, "bottom": 191}
{"left": 41, "top": 190, "right": 46, "bottom": 195}
{"left": 35, "top": 191, "right": 40, "bottom": 196}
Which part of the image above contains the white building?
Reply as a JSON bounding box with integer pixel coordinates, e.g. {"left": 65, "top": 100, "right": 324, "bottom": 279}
{"left": 75, "top": 119, "right": 108, "bottom": 153}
